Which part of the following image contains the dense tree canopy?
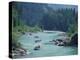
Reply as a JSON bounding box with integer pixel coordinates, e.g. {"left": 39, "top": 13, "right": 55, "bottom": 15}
{"left": 11, "top": 2, "right": 78, "bottom": 40}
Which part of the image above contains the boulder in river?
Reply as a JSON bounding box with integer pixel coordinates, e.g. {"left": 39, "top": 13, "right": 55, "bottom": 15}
{"left": 52, "top": 37, "right": 70, "bottom": 46}
{"left": 54, "top": 39, "right": 64, "bottom": 46}
{"left": 34, "top": 36, "right": 39, "bottom": 38}
{"left": 56, "top": 42, "right": 64, "bottom": 46}
{"left": 34, "top": 45, "right": 40, "bottom": 50}
{"left": 29, "top": 33, "right": 32, "bottom": 36}
{"left": 21, "top": 32, "right": 25, "bottom": 34}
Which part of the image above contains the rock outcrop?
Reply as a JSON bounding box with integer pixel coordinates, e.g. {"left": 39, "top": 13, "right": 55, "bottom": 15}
{"left": 70, "top": 33, "right": 78, "bottom": 46}
{"left": 11, "top": 46, "right": 28, "bottom": 57}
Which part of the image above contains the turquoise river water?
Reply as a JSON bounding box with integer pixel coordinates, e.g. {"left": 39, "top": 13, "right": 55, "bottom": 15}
{"left": 17, "top": 31, "right": 78, "bottom": 58}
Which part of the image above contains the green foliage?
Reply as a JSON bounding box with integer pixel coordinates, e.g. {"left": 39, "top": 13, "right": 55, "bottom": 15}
{"left": 67, "top": 23, "right": 78, "bottom": 37}
{"left": 29, "top": 25, "right": 42, "bottom": 32}
{"left": 12, "top": 27, "right": 22, "bottom": 48}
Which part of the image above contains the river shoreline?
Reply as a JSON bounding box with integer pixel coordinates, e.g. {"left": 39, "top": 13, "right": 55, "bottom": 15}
{"left": 12, "top": 31, "right": 78, "bottom": 58}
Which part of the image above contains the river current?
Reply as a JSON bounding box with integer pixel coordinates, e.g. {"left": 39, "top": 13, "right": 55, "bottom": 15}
{"left": 17, "top": 31, "right": 78, "bottom": 58}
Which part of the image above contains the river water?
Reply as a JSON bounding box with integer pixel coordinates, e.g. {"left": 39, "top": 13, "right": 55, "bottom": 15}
{"left": 18, "top": 31, "right": 78, "bottom": 58}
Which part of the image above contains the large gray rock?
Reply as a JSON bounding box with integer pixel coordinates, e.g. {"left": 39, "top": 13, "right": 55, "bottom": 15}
{"left": 70, "top": 33, "right": 78, "bottom": 46}
{"left": 34, "top": 45, "right": 40, "bottom": 50}
{"left": 54, "top": 37, "right": 70, "bottom": 46}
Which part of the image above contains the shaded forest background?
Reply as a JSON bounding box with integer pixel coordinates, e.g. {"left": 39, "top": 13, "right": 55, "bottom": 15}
{"left": 12, "top": 2, "right": 78, "bottom": 32}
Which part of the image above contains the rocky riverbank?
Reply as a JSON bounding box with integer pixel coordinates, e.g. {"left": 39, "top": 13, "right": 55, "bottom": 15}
{"left": 49, "top": 33, "right": 78, "bottom": 46}
{"left": 69, "top": 33, "right": 78, "bottom": 46}
{"left": 10, "top": 47, "right": 27, "bottom": 57}
{"left": 10, "top": 47, "right": 32, "bottom": 58}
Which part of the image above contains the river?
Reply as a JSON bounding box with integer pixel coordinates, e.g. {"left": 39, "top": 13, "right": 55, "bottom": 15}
{"left": 17, "top": 31, "right": 78, "bottom": 58}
